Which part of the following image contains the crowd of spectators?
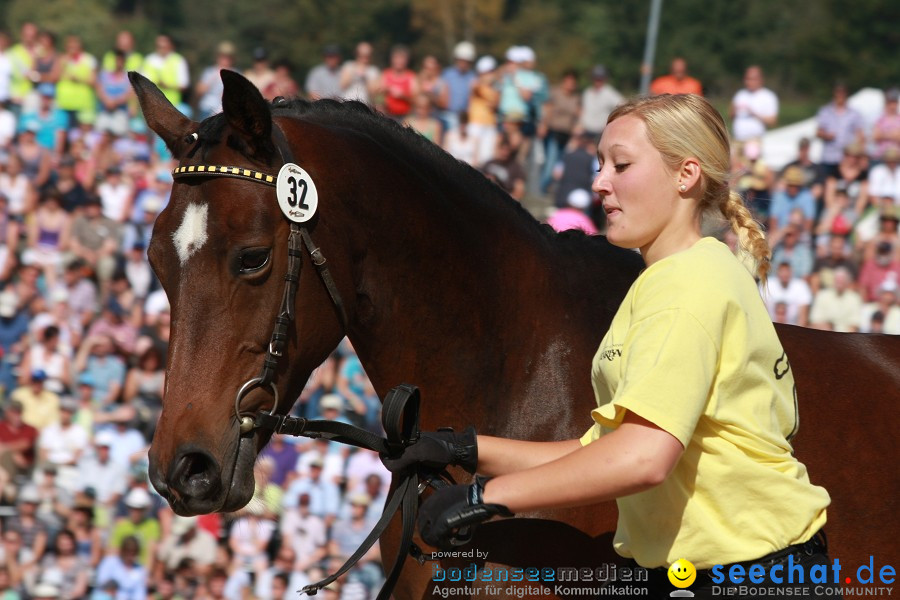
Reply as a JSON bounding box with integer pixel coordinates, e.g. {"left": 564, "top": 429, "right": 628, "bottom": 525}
{"left": 0, "top": 19, "right": 896, "bottom": 600}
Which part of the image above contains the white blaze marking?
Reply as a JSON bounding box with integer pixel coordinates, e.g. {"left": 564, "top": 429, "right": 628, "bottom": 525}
{"left": 172, "top": 203, "right": 209, "bottom": 265}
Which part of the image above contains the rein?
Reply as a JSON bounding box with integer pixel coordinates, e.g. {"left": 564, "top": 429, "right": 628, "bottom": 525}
{"left": 170, "top": 124, "right": 437, "bottom": 598}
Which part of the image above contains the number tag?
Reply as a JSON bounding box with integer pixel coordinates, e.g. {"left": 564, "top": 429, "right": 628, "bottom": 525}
{"left": 276, "top": 163, "right": 319, "bottom": 223}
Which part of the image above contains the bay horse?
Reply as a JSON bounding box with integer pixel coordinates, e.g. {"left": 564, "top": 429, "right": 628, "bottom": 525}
{"left": 131, "top": 70, "right": 899, "bottom": 599}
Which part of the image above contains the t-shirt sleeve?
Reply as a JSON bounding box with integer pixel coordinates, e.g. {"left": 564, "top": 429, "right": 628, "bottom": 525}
{"left": 590, "top": 308, "right": 719, "bottom": 448}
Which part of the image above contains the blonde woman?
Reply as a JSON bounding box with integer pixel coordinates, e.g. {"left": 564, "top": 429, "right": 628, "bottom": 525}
{"left": 386, "top": 94, "right": 836, "bottom": 598}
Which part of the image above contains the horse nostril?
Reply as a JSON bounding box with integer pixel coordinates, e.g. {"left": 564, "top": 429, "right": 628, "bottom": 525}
{"left": 170, "top": 449, "right": 220, "bottom": 499}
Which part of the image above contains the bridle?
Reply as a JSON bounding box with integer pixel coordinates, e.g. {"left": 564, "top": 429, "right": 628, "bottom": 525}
{"left": 169, "top": 120, "right": 437, "bottom": 599}
{"left": 172, "top": 124, "right": 347, "bottom": 434}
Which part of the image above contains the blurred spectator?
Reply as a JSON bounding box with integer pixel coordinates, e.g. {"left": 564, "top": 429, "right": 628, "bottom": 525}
{"left": 279, "top": 492, "right": 326, "bottom": 574}
{"left": 649, "top": 57, "right": 703, "bottom": 96}
{"left": 860, "top": 282, "right": 900, "bottom": 334}
{"left": 95, "top": 50, "right": 133, "bottom": 138}
{"left": 110, "top": 488, "right": 159, "bottom": 571}
{"left": 195, "top": 42, "right": 237, "bottom": 120}
{"left": 0, "top": 32, "right": 11, "bottom": 105}
{"left": 281, "top": 458, "right": 340, "bottom": 527}
{"left": 552, "top": 132, "right": 598, "bottom": 210}
{"left": 266, "top": 60, "right": 300, "bottom": 100}
{"left": 75, "top": 431, "right": 126, "bottom": 512}
{"left": 129, "top": 169, "right": 169, "bottom": 223}
{"left": 381, "top": 45, "right": 418, "bottom": 121}
{"left": 328, "top": 493, "right": 381, "bottom": 595}
{"left": 36, "top": 397, "right": 87, "bottom": 477}
{"left": 259, "top": 434, "right": 299, "bottom": 488}
{"left": 253, "top": 545, "right": 309, "bottom": 600}
{"left": 123, "top": 346, "right": 164, "bottom": 439}
{"left": 102, "top": 31, "right": 144, "bottom": 74}
{"left": 404, "top": 93, "right": 443, "bottom": 145}
{"left": 56, "top": 35, "right": 97, "bottom": 130}
{"left": 305, "top": 44, "right": 343, "bottom": 101}
{"left": 810, "top": 234, "right": 857, "bottom": 294}
{"left": 0, "top": 401, "right": 38, "bottom": 501}
{"left": 442, "top": 41, "right": 477, "bottom": 127}
{"left": 468, "top": 56, "right": 499, "bottom": 166}
{"left": 95, "top": 535, "right": 148, "bottom": 600}
{"left": 770, "top": 224, "right": 815, "bottom": 280}
{"left": 816, "top": 186, "right": 857, "bottom": 251}
{"left": 0, "top": 195, "right": 18, "bottom": 284}
{"left": 816, "top": 83, "right": 865, "bottom": 179}
{"left": 30, "top": 528, "right": 89, "bottom": 600}
{"left": 338, "top": 42, "right": 379, "bottom": 104}
{"left": 24, "top": 189, "right": 70, "bottom": 289}
{"left": 730, "top": 65, "right": 778, "bottom": 142}
{"left": 54, "top": 155, "right": 90, "bottom": 213}
{"left": 68, "top": 196, "right": 122, "bottom": 295}
{"left": 783, "top": 137, "right": 824, "bottom": 202}
{"left": 579, "top": 64, "right": 623, "bottom": 139}
{"left": 54, "top": 259, "right": 97, "bottom": 331}
{"left": 97, "top": 165, "right": 135, "bottom": 224}
{"left": 866, "top": 146, "right": 900, "bottom": 207}
{"left": 66, "top": 501, "right": 103, "bottom": 568}
{"left": 20, "top": 88, "right": 67, "bottom": 156}
{"left": 539, "top": 69, "right": 581, "bottom": 193}
{"left": 156, "top": 516, "right": 217, "bottom": 579}
{"left": 858, "top": 240, "right": 900, "bottom": 302}
{"left": 442, "top": 110, "right": 477, "bottom": 165}
{"left": 32, "top": 31, "right": 61, "bottom": 102}
{"left": 497, "top": 46, "right": 542, "bottom": 134}
{"left": 0, "top": 528, "right": 27, "bottom": 593}
{"left": 6, "top": 485, "right": 48, "bottom": 572}
{"left": 142, "top": 35, "right": 189, "bottom": 110}
{"left": 809, "top": 266, "right": 862, "bottom": 332}
{"left": 8, "top": 22, "right": 39, "bottom": 113}
{"left": 244, "top": 47, "right": 276, "bottom": 100}
{"left": 10, "top": 370, "right": 60, "bottom": 431}
{"left": 829, "top": 142, "right": 870, "bottom": 214}
{"left": 769, "top": 166, "right": 816, "bottom": 237}
{"left": 547, "top": 188, "right": 598, "bottom": 235}
{"left": 763, "top": 262, "right": 812, "bottom": 326}
{"left": 75, "top": 333, "right": 126, "bottom": 409}
{"left": 481, "top": 133, "right": 526, "bottom": 200}
{"left": 343, "top": 449, "right": 388, "bottom": 499}
{"left": 16, "top": 123, "right": 55, "bottom": 189}
{"left": 0, "top": 291, "right": 30, "bottom": 393}
{"left": 873, "top": 87, "right": 900, "bottom": 161}
{"left": 734, "top": 139, "right": 774, "bottom": 221}
{"left": 227, "top": 504, "right": 273, "bottom": 580}
{"left": 417, "top": 55, "right": 448, "bottom": 126}
{"left": 0, "top": 154, "right": 36, "bottom": 222}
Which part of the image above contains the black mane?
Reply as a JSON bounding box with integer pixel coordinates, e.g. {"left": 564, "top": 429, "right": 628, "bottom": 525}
{"left": 197, "top": 97, "right": 612, "bottom": 253}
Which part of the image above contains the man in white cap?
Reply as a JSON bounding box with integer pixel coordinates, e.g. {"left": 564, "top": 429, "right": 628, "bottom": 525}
{"left": 76, "top": 429, "right": 127, "bottom": 509}
{"left": 157, "top": 515, "right": 218, "bottom": 575}
{"left": 442, "top": 41, "right": 478, "bottom": 128}
{"left": 110, "top": 486, "right": 160, "bottom": 571}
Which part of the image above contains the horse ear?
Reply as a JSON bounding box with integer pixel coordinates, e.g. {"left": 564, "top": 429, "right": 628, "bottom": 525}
{"left": 221, "top": 69, "right": 274, "bottom": 160}
{"left": 128, "top": 71, "right": 196, "bottom": 157}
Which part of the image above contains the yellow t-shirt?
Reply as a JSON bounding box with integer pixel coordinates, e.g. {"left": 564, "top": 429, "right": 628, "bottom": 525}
{"left": 580, "top": 237, "right": 829, "bottom": 569}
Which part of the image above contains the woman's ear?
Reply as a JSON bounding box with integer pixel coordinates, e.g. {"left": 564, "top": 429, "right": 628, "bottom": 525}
{"left": 678, "top": 158, "right": 702, "bottom": 193}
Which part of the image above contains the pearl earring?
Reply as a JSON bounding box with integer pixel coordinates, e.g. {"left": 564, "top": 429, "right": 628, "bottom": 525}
{"left": 679, "top": 184, "right": 687, "bottom": 192}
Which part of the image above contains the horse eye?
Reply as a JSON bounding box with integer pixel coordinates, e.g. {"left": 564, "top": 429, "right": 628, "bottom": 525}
{"left": 239, "top": 249, "right": 270, "bottom": 273}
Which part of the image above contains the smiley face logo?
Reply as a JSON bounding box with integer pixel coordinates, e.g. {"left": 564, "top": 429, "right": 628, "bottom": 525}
{"left": 667, "top": 558, "right": 696, "bottom": 588}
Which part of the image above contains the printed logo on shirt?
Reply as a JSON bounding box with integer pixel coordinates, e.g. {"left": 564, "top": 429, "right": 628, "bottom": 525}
{"left": 599, "top": 344, "right": 623, "bottom": 361}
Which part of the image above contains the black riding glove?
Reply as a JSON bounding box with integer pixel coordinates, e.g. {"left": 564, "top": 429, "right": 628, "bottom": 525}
{"left": 417, "top": 475, "right": 513, "bottom": 549}
{"left": 381, "top": 426, "right": 478, "bottom": 474}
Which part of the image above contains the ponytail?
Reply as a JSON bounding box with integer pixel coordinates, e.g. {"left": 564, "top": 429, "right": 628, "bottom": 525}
{"left": 720, "top": 190, "right": 771, "bottom": 281}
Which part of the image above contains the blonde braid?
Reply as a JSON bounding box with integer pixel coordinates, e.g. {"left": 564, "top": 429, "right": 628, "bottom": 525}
{"left": 720, "top": 190, "right": 771, "bottom": 280}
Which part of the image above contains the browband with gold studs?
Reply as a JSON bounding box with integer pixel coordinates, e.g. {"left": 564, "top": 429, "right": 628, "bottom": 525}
{"left": 172, "top": 165, "right": 276, "bottom": 187}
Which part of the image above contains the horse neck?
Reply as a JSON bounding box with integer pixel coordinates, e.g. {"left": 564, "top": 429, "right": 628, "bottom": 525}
{"left": 335, "top": 169, "right": 640, "bottom": 404}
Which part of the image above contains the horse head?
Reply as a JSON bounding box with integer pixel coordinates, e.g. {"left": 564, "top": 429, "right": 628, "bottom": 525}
{"left": 131, "top": 71, "right": 348, "bottom": 514}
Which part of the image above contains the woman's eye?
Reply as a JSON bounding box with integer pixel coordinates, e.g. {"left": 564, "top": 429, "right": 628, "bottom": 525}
{"left": 239, "top": 249, "right": 270, "bottom": 273}
{"left": 614, "top": 163, "right": 630, "bottom": 173}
